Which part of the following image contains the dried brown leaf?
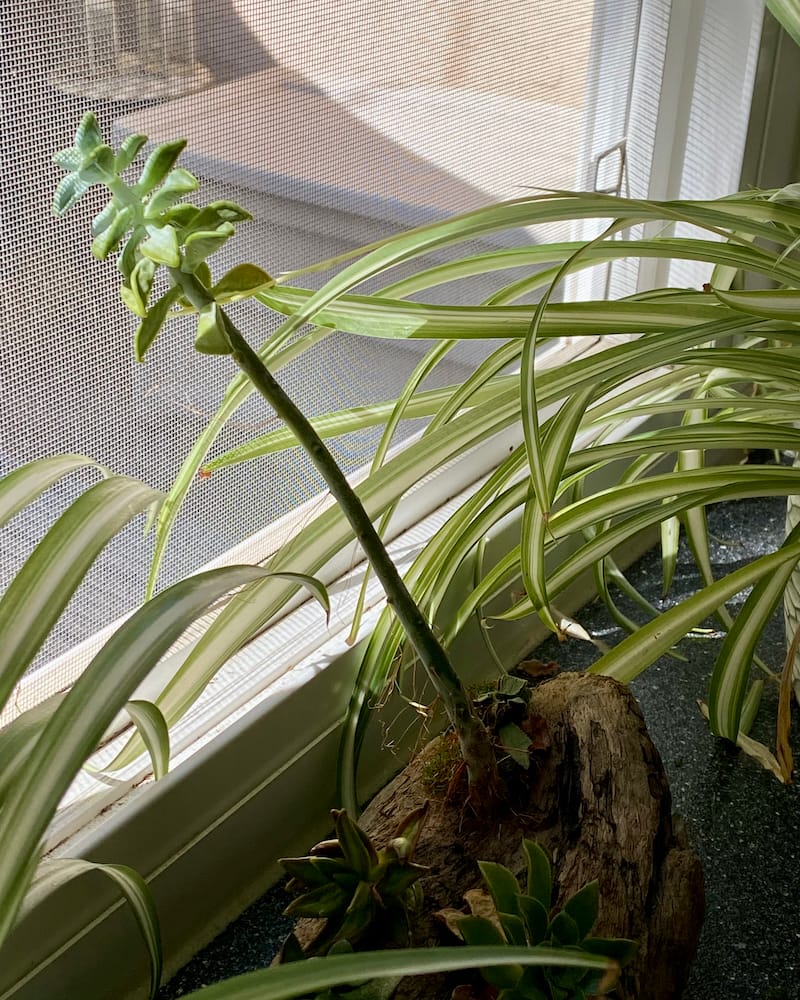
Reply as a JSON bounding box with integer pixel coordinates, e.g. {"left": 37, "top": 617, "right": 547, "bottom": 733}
{"left": 517, "top": 657, "right": 560, "bottom": 679}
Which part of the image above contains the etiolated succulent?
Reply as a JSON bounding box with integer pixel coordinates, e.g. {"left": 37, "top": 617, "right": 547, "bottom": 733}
{"left": 440, "top": 839, "right": 637, "bottom": 1000}
{"left": 279, "top": 804, "right": 429, "bottom": 958}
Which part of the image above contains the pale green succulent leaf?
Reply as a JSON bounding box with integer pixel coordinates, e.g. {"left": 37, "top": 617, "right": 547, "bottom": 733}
{"left": 135, "top": 139, "right": 188, "bottom": 196}
{"left": 145, "top": 167, "right": 200, "bottom": 219}
{"left": 140, "top": 224, "right": 181, "bottom": 267}
{"left": 114, "top": 133, "right": 148, "bottom": 172}
{"left": 182, "top": 224, "right": 235, "bottom": 272}
{"left": 134, "top": 285, "right": 183, "bottom": 361}
{"left": 194, "top": 303, "right": 232, "bottom": 355}
{"left": 73, "top": 111, "right": 104, "bottom": 154}
{"left": 92, "top": 204, "right": 135, "bottom": 260}
{"left": 211, "top": 264, "right": 274, "bottom": 303}
{"left": 52, "top": 171, "right": 91, "bottom": 216}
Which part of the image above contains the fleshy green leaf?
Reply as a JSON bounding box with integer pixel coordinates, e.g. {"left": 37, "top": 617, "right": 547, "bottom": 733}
{"left": 91, "top": 204, "right": 135, "bottom": 260}
{"left": 145, "top": 167, "right": 200, "bottom": 219}
{"left": 563, "top": 881, "right": 599, "bottom": 941}
{"left": 279, "top": 856, "right": 351, "bottom": 886}
{"left": 190, "top": 201, "right": 252, "bottom": 229}
{"left": 182, "top": 224, "right": 235, "bottom": 272}
{"left": 549, "top": 910, "right": 580, "bottom": 946}
{"left": 581, "top": 936, "right": 638, "bottom": 966}
{"left": 524, "top": 840, "right": 552, "bottom": 911}
{"left": 140, "top": 224, "right": 181, "bottom": 267}
{"left": 333, "top": 810, "right": 378, "bottom": 878}
{"left": 52, "top": 172, "right": 91, "bottom": 216}
{"left": 134, "top": 285, "right": 183, "bottom": 361}
{"left": 212, "top": 264, "right": 274, "bottom": 303}
{"left": 283, "top": 882, "right": 349, "bottom": 918}
{"left": 73, "top": 112, "right": 103, "bottom": 154}
{"left": 92, "top": 199, "right": 120, "bottom": 237}
{"left": 194, "top": 303, "right": 232, "bottom": 355}
{"left": 457, "top": 917, "right": 521, "bottom": 989}
{"left": 114, "top": 133, "right": 148, "bottom": 172}
{"left": 118, "top": 226, "right": 148, "bottom": 281}
{"left": 515, "top": 894, "right": 549, "bottom": 945}
{"left": 121, "top": 257, "right": 158, "bottom": 319}
{"left": 498, "top": 911, "right": 528, "bottom": 947}
{"left": 478, "top": 861, "right": 521, "bottom": 916}
{"left": 135, "top": 139, "right": 188, "bottom": 196}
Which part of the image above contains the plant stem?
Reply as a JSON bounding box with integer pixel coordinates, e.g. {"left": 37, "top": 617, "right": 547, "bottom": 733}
{"left": 175, "top": 270, "right": 501, "bottom": 804}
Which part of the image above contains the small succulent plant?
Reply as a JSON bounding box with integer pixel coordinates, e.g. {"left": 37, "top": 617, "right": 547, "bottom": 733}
{"left": 472, "top": 675, "right": 534, "bottom": 769}
{"left": 279, "top": 805, "right": 429, "bottom": 958}
{"left": 440, "top": 839, "right": 637, "bottom": 1000}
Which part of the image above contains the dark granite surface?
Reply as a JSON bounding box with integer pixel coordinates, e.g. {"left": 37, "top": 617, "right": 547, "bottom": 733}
{"left": 158, "top": 495, "right": 800, "bottom": 1000}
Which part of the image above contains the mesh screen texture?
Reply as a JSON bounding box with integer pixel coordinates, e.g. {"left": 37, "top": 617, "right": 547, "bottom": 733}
{"left": 2, "top": 0, "right": 644, "bottom": 709}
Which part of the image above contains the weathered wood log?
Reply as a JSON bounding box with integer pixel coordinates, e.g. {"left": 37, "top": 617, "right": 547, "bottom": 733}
{"left": 292, "top": 672, "right": 704, "bottom": 999}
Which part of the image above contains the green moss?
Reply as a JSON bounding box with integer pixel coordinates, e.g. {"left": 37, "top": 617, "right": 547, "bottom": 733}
{"left": 421, "top": 731, "right": 462, "bottom": 795}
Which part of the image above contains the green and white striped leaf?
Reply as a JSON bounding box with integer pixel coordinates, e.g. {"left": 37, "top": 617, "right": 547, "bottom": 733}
{"left": 707, "top": 520, "right": 800, "bottom": 739}
{"left": 107, "top": 571, "right": 330, "bottom": 770}
{"left": 0, "top": 564, "right": 269, "bottom": 948}
{"left": 0, "top": 475, "right": 163, "bottom": 714}
{"left": 0, "top": 455, "right": 101, "bottom": 531}
{"left": 591, "top": 539, "right": 800, "bottom": 684}
{"left": 766, "top": 0, "right": 800, "bottom": 48}
{"left": 124, "top": 700, "right": 171, "bottom": 781}
{"left": 23, "top": 858, "right": 162, "bottom": 999}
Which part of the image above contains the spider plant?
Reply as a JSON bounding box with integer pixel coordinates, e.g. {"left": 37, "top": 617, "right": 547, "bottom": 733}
{"left": 55, "top": 112, "right": 800, "bottom": 801}
{"left": 163, "top": 177, "right": 800, "bottom": 798}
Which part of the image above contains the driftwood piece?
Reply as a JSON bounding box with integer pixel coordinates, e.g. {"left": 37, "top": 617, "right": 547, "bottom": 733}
{"left": 295, "top": 673, "right": 704, "bottom": 999}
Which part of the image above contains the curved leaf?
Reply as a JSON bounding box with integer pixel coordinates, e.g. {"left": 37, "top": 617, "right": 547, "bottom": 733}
{"left": 0, "top": 475, "right": 162, "bottom": 713}
{"left": 182, "top": 945, "right": 609, "bottom": 1000}
{"left": 23, "top": 858, "right": 162, "bottom": 999}
{"left": 0, "top": 564, "right": 269, "bottom": 946}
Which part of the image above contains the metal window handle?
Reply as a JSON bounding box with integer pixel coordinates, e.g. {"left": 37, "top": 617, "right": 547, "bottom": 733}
{"left": 589, "top": 140, "right": 627, "bottom": 195}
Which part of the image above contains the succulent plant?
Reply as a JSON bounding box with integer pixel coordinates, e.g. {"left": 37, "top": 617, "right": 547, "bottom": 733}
{"left": 440, "top": 839, "right": 637, "bottom": 1000}
{"left": 279, "top": 805, "right": 429, "bottom": 958}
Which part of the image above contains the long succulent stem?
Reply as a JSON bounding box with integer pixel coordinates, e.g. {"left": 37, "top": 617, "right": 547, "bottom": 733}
{"left": 173, "top": 270, "right": 502, "bottom": 808}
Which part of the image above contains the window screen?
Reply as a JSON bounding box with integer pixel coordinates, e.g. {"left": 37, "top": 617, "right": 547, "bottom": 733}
{"left": 2, "top": 0, "right": 675, "bottom": 715}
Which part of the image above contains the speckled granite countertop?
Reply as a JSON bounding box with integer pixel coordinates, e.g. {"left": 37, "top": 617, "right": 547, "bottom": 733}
{"left": 159, "top": 495, "right": 800, "bottom": 1000}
